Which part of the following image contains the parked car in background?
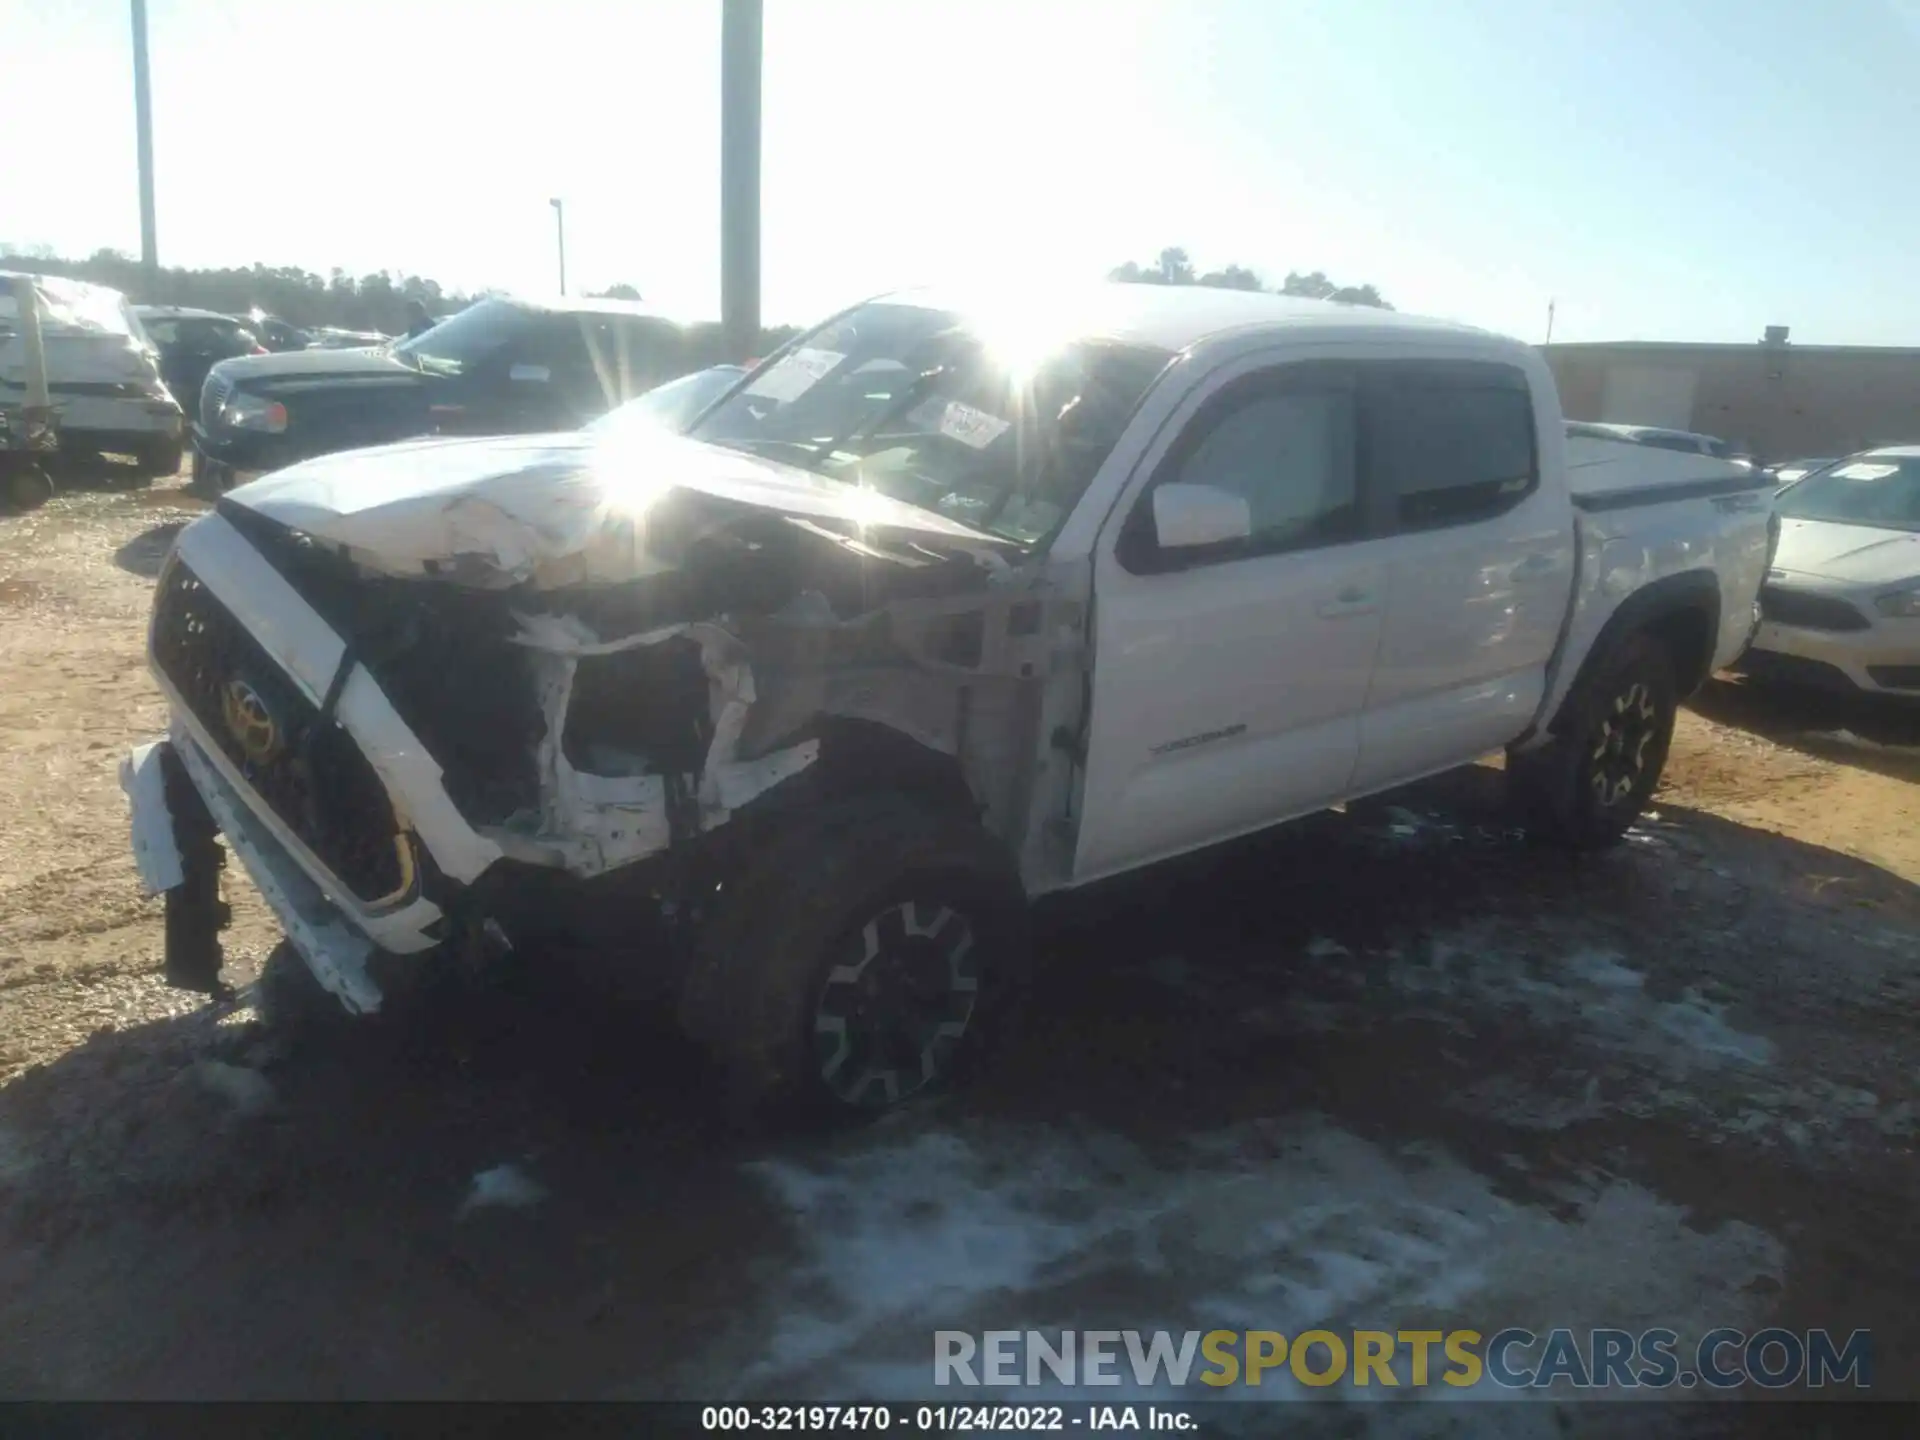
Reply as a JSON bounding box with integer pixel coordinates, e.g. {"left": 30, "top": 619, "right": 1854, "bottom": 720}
{"left": 1, "top": 273, "right": 58, "bottom": 513}
{"left": 307, "top": 327, "right": 391, "bottom": 350}
{"left": 134, "top": 306, "right": 267, "bottom": 418}
{"left": 1737, "top": 448, "right": 1920, "bottom": 702}
{"left": 1, "top": 272, "right": 184, "bottom": 482}
{"left": 586, "top": 362, "right": 745, "bottom": 435}
{"left": 248, "top": 314, "right": 314, "bottom": 352}
{"left": 125, "top": 283, "right": 1774, "bottom": 1119}
{"left": 1567, "top": 421, "right": 1748, "bottom": 464}
{"left": 189, "top": 295, "right": 707, "bottom": 492}
{"left": 1772, "top": 457, "right": 1836, "bottom": 486}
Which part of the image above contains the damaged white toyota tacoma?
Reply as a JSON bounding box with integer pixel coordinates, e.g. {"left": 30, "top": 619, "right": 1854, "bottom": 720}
{"left": 121, "top": 284, "right": 1775, "bottom": 1117}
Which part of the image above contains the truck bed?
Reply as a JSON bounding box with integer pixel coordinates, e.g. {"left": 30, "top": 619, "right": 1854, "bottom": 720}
{"left": 1563, "top": 434, "right": 1765, "bottom": 512}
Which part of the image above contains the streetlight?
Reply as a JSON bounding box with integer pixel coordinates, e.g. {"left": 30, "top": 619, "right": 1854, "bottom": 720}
{"left": 549, "top": 198, "right": 567, "bottom": 296}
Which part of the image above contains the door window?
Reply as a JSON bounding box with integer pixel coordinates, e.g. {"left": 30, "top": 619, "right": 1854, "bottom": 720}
{"left": 1365, "top": 363, "right": 1538, "bottom": 530}
{"left": 1121, "top": 367, "right": 1357, "bottom": 570}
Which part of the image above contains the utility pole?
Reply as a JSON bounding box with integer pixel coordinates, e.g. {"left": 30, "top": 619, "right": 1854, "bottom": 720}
{"left": 1544, "top": 298, "right": 1556, "bottom": 345}
{"left": 550, "top": 198, "right": 567, "bottom": 295}
{"left": 720, "top": 0, "right": 763, "bottom": 362}
{"left": 131, "top": 0, "right": 158, "bottom": 283}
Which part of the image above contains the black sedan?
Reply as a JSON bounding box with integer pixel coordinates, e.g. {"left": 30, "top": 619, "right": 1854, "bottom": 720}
{"left": 132, "top": 306, "right": 265, "bottom": 417}
{"left": 189, "top": 296, "right": 712, "bottom": 493}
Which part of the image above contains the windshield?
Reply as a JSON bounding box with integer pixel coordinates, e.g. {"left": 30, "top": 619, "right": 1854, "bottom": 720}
{"left": 588, "top": 365, "right": 744, "bottom": 436}
{"left": 689, "top": 300, "right": 1171, "bottom": 547}
{"left": 391, "top": 297, "right": 526, "bottom": 375}
{"left": 1777, "top": 455, "right": 1920, "bottom": 533}
{"left": 1775, "top": 458, "right": 1833, "bottom": 482}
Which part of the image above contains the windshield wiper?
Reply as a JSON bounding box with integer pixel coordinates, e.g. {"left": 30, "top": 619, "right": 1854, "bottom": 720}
{"left": 800, "top": 359, "right": 958, "bottom": 472}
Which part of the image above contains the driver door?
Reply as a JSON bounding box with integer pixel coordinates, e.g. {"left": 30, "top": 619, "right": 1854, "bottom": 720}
{"left": 1072, "top": 357, "right": 1389, "bottom": 883}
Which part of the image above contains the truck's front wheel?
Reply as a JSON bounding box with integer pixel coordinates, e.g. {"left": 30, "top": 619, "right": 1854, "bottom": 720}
{"left": 680, "top": 795, "right": 1030, "bottom": 1124}
{"left": 1510, "top": 632, "right": 1678, "bottom": 849}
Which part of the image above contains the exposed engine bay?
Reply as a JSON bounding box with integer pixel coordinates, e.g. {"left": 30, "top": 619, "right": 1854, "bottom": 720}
{"left": 143, "top": 426, "right": 1084, "bottom": 984}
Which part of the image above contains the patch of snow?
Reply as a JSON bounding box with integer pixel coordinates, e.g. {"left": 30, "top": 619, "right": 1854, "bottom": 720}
{"left": 457, "top": 1162, "right": 548, "bottom": 1219}
{"left": 732, "top": 1117, "right": 1782, "bottom": 1405}
{"left": 191, "top": 1059, "right": 277, "bottom": 1117}
{"left": 1386, "top": 929, "right": 1775, "bottom": 1079}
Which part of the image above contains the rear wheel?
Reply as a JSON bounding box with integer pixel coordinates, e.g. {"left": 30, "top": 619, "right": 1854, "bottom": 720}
{"left": 679, "top": 795, "right": 1030, "bottom": 1124}
{"left": 0, "top": 461, "right": 53, "bottom": 515}
{"left": 132, "top": 436, "right": 183, "bottom": 482}
{"left": 1510, "top": 632, "right": 1678, "bottom": 849}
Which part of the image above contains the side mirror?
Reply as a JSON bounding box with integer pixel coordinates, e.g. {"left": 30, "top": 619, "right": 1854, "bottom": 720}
{"left": 1152, "top": 482, "right": 1252, "bottom": 550}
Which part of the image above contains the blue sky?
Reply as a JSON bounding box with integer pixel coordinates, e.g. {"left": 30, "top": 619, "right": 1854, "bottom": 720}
{"left": 4, "top": 0, "right": 1917, "bottom": 344}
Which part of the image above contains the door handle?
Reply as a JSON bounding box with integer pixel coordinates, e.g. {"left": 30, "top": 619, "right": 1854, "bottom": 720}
{"left": 1316, "top": 587, "right": 1376, "bottom": 619}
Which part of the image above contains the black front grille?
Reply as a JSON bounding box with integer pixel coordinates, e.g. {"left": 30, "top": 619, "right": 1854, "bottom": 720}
{"left": 199, "top": 370, "right": 234, "bottom": 430}
{"left": 151, "top": 559, "right": 407, "bottom": 902}
{"left": 1759, "top": 584, "right": 1870, "bottom": 633}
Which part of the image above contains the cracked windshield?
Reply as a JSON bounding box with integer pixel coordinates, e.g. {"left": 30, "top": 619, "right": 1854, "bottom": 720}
{"left": 0, "top": 0, "right": 1914, "bottom": 1430}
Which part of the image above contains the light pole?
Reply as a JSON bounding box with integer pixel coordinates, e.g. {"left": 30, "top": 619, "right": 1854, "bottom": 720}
{"left": 550, "top": 198, "right": 567, "bottom": 295}
{"left": 131, "top": 0, "right": 158, "bottom": 282}
{"left": 721, "top": 0, "right": 763, "bottom": 362}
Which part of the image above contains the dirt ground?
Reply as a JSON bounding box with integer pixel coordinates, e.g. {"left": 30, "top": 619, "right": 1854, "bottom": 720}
{"left": 1, "top": 474, "right": 1915, "bottom": 1430}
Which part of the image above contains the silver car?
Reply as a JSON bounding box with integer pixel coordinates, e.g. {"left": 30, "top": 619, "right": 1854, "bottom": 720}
{"left": 1741, "top": 447, "right": 1920, "bottom": 700}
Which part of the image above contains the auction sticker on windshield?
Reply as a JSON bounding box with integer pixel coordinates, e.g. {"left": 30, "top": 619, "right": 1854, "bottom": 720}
{"left": 745, "top": 347, "right": 844, "bottom": 403}
{"left": 910, "top": 396, "right": 1012, "bottom": 450}
{"left": 1830, "top": 462, "right": 1901, "bottom": 481}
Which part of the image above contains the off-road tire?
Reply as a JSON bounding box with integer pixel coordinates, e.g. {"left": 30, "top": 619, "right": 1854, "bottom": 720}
{"left": 1509, "top": 632, "right": 1678, "bottom": 850}
{"left": 678, "top": 794, "right": 1030, "bottom": 1126}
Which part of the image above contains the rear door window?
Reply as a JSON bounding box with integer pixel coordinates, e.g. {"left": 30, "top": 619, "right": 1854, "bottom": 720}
{"left": 1364, "top": 361, "right": 1538, "bottom": 531}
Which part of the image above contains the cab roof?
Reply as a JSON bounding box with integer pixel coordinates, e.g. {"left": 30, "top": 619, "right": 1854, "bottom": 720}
{"left": 880, "top": 280, "right": 1506, "bottom": 357}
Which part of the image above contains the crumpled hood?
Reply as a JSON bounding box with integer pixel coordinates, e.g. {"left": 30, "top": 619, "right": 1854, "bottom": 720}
{"left": 226, "top": 427, "right": 1010, "bottom": 588}
{"left": 1773, "top": 517, "right": 1920, "bottom": 587}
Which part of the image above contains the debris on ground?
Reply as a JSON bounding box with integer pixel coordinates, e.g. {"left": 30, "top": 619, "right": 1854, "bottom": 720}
{"left": 457, "top": 1162, "right": 549, "bottom": 1219}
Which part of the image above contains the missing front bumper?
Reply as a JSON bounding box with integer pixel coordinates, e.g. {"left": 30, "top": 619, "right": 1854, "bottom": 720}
{"left": 122, "top": 739, "right": 229, "bottom": 994}
{"left": 122, "top": 733, "right": 387, "bottom": 1014}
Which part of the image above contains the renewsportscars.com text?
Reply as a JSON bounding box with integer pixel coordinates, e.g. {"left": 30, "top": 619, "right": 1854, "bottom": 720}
{"left": 933, "top": 1328, "right": 1872, "bottom": 1390}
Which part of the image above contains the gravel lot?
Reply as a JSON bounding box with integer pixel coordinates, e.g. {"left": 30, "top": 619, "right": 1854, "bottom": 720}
{"left": 1, "top": 474, "right": 1915, "bottom": 1429}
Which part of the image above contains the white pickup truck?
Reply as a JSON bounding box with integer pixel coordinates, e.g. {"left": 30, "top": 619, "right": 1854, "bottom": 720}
{"left": 121, "top": 284, "right": 1775, "bottom": 1119}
